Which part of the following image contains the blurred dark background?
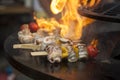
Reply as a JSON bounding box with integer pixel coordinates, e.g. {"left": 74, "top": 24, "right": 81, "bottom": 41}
{"left": 0, "top": 0, "right": 47, "bottom": 79}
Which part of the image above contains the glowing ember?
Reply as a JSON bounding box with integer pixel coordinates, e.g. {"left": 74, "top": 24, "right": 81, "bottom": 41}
{"left": 34, "top": 0, "right": 101, "bottom": 40}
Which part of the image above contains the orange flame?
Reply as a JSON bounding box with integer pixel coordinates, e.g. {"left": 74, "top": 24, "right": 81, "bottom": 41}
{"left": 35, "top": 0, "right": 101, "bottom": 40}
{"left": 50, "top": 0, "right": 67, "bottom": 14}
{"left": 91, "top": 39, "right": 98, "bottom": 47}
{"left": 80, "top": 0, "right": 101, "bottom": 8}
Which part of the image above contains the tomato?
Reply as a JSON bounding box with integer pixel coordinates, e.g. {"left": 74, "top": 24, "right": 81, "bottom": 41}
{"left": 29, "top": 22, "right": 39, "bottom": 32}
{"left": 87, "top": 45, "right": 98, "bottom": 58}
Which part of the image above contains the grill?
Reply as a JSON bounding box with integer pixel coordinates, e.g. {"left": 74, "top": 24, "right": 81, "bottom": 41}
{"left": 4, "top": 1, "right": 120, "bottom": 80}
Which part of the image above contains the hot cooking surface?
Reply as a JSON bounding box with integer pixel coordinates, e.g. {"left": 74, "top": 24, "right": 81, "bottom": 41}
{"left": 4, "top": 32, "right": 120, "bottom": 80}
{"left": 79, "top": 2, "right": 120, "bottom": 23}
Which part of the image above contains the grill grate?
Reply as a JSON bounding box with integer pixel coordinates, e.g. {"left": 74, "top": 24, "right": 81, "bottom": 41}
{"left": 79, "top": 2, "right": 120, "bottom": 23}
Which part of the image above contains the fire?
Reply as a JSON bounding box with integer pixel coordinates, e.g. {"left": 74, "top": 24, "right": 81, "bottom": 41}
{"left": 80, "top": 0, "right": 101, "bottom": 8}
{"left": 91, "top": 39, "right": 98, "bottom": 47}
{"left": 34, "top": 17, "right": 59, "bottom": 32}
{"left": 50, "top": 0, "right": 67, "bottom": 14}
{"left": 34, "top": 0, "right": 101, "bottom": 40}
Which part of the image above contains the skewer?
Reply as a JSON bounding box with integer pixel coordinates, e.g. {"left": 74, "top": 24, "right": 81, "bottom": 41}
{"left": 13, "top": 44, "right": 40, "bottom": 51}
{"left": 31, "top": 47, "right": 69, "bottom": 58}
{"left": 31, "top": 51, "right": 48, "bottom": 56}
